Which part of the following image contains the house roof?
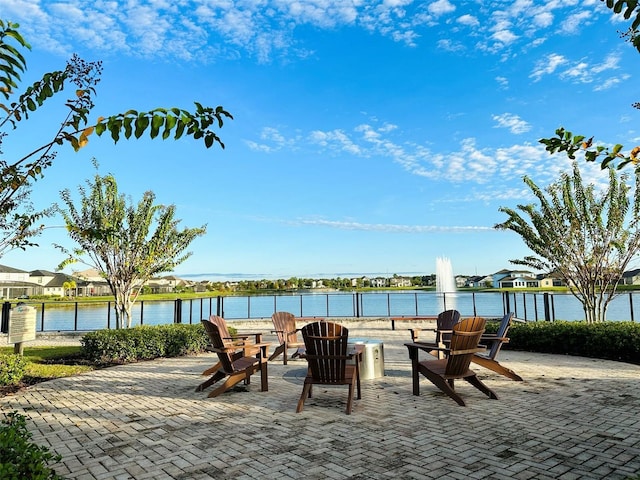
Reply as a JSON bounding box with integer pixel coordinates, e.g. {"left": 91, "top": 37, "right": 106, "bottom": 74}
{"left": 45, "top": 273, "right": 88, "bottom": 288}
{"left": 0, "top": 264, "right": 29, "bottom": 274}
{"left": 30, "top": 269, "right": 57, "bottom": 276}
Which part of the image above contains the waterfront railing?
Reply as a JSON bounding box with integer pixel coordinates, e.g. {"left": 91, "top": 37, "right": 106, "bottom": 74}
{"left": 1, "top": 290, "right": 638, "bottom": 333}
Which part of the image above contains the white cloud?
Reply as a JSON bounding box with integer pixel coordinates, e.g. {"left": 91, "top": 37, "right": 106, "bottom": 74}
{"left": 495, "top": 76, "right": 509, "bottom": 88}
{"left": 290, "top": 218, "right": 494, "bottom": 233}
{"left": 492, "top": 113, "right": 532, "bottom": 134}
{"left": 561, "top": 10, "right": 591, "bottom": 34}
{"left": 492, "top": 29, "right": 518, "bottom": 44}
{"left": 427, "top": 0, "right": 456, "bottom": 17}
{"left": 530, "top": 53, "right": 567, "bottom": 81}
{"left": 0, "top": 0, "right": 622, "bottom": 63}
{"left": 457, "top": 14, "right": 479, "bottom": 27}
{"left": 437, "top": 39, "right": 465, "bottom": 52}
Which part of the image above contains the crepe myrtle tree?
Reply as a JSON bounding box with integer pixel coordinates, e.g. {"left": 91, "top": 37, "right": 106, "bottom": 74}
{"left": 495, "top": 162, "right": 640, "bottom": 323}
{"left": 0, "top": 20, "right": 231, "bottom": 257}
{"left": 57, "top": 170, "right": 206, "bottom": 329}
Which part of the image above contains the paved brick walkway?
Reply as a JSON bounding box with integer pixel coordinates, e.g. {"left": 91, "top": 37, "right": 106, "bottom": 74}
{"left": 2, "top": 319, "right": 640, "bottom": 479}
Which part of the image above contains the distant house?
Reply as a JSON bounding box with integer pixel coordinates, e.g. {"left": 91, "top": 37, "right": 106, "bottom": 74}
{"left": 73, "top": 268, "right": 111, "bottom": 296}
{"left": 370, "top": 277, "right": 387, "bottom": 288}
{"left": 498, "top": 274, "right": 539, "bottom": 289}
{"left": 492, "top": 269, "right": 536, "bottom": 288}
{"left": 622, "top": 269, "right": 640, "bottom": 285}
{"left": 0, "top": 264, "right": 35, "bottom": 298}
{"left": 389, "top": 276, "right": 412, "bottom": 287}
{"left": 465, "top": 275, "right": 492, "bottom": 288}
{"left": 536, "top": 272, "right": 566, "bottom": 288}
{"left": 42, "top": 273, "right": 87, "bottom": 297}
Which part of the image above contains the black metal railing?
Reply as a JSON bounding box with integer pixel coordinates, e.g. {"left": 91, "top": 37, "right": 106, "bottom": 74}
{"left": 1, "top": 290, "right": 637, "bottom": 333}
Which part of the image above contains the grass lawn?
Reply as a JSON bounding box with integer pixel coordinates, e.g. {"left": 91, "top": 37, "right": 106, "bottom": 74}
{"left": 0, "top": 346, "right": 96, "bottom": 396}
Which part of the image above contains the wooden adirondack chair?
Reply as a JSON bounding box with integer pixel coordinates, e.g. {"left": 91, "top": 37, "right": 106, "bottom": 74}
{"left": 269, "top": 311, "right": 306, "bottom": 365}
{"left": 471, "top": 312, "right": 523, "bottom": 381}
{"left": 409, "top": 309, "right": 462, "bottom": 359}
{"left": 199, "top": 315, "right": 264, "bottom": 379}
{"left": 405, "top": 316, "right": 498, "bottom": 406}
{"left": 297, "top": 321, "right": 360, "bottom": 414}
{"left": 196, "top": 319, "right": 269, "bottom": 398}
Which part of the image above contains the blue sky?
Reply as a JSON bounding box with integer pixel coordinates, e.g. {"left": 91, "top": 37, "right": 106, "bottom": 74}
{"left": 1, "top": 0, "right": 639, "bottom": 281}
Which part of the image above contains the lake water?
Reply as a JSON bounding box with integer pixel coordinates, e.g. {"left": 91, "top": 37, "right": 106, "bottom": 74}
{"left": 16, "top": 290, "right": 640, "bottom": 332}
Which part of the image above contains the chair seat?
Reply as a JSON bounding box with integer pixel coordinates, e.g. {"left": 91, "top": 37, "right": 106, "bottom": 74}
{"left": 304, "top": 364, "right": 357, "bottom": 385}
{"left": 418, "top": 359, "right": 476, "bottom": 379}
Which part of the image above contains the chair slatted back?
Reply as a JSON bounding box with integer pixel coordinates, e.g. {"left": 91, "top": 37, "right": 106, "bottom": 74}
{"left": 301, "top": 322, "right": 349, "bottom": 384}
{"left": 489, "top": 313, "right": 513, "bottom": 359}
{"left": 436, "top": 309, "right": 462, "bottom": 343}
{"left": 445, "top": 317, "right": 486, "bottom": 377}
{"left": 272, "top": 311, "right": 300, "bottom": 345}
{"left": 201, "top": 319, "right": 235, "bottom": 373}
{"left": 207, "top": 315, "right": 233, "bottom": 344}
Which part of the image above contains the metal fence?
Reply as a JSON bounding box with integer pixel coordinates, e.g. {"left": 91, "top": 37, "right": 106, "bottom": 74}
{"left": 1, "top": 290, "right": 638, "bottom": 333}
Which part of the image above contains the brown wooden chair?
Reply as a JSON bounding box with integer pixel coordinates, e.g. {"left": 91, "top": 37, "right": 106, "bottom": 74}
{"left": 405, "top": 316, "right": 498, "bottom": 406}
{"left": 409, "top": 309, "right": 461, "bottom": 359}
{"left": 199, "top": 315, "right": 264, "bottom": 379}
{"left": 297, "top": 321, "right": 359, "bottom": 414}
{"left": 269, "top": 311, "right": 306, "bottom": 365}
{"left": 471, "top": 312, "right": 523, "bottom": 381}
{"left": 196, "top": 319, "right": 269, "bottom": 398}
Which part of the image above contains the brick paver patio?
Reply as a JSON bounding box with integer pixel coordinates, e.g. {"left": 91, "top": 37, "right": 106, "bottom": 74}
{"left": 2, "top": 319, "right": 640, "bottom": 479}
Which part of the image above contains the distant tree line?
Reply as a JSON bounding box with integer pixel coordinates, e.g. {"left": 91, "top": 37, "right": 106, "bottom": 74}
{"left": 202, "top": 275, "right": 437, "bottom": 292}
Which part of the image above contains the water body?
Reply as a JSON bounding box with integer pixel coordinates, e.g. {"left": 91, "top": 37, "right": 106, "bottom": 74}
{"left": 21, "top": 290, "right": 640, "bottom": 332}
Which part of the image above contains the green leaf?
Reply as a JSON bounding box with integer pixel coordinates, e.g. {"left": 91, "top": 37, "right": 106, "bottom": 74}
{"left": 134, "top": 115, "right": 149, "bottom": 139}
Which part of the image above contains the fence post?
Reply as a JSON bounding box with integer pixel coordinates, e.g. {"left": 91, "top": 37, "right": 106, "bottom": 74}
{"left": 1, "top": 302, "right": 10, "bottom": 333}
{"left": 503, "top": 292, "right": 510, "bottom": 314}
{"left": 630, "top": 292, "right": 635, "bottom": 322}
{"left": 174, "top": 299, "right": 182, "bottom": 323}
{"left": 543, "top": 293, "right": 551, "bottom": 321}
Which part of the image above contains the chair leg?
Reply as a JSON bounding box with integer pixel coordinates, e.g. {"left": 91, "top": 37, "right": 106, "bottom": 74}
{"left": 201, "top": 362, "right": 221, "bottom": 376}
{"left": 195, "top": 371, "right": 225, "bottom": 392}
{"left": 297, "top": 383, "right": 312, "bottom": 412}
{"left": 268, "top": 344, "right": 284, "bottom": 362}
{"left": 465, "top": 374, "right": 499, "bottom": 400}
{"left": 422, "top": 370, "right": 467, "bottom": 406}
{"left": 260, "top": 360, "right": 268, "bottom": 392}
{"left": 207, "top": 372, "right": 245, "bottom": 398}
{"left": 346, "top": 381, "right": 355, "bottom": 414}
{"left": 471, "top": 355, "right": 523, "bottom": 381}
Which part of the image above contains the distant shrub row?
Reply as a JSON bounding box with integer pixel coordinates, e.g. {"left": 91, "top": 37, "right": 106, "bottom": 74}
{"left": 486, "top": 320, "right": 640, "bottom": 365}
{"left": 81, "top": 323, "right": 210, "bottom": 364}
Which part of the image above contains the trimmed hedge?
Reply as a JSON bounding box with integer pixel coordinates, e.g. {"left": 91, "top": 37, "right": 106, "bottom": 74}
{"left": 486, "top": 320, "right": 640, "bottom": 365}
{"left": 81, "top": 323, "right": 210, "bottom": 364}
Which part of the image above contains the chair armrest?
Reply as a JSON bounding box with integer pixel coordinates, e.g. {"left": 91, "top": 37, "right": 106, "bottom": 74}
{"left": 408, "top": 328, "right": 421, "bottom": 341}
{"left": 405, "top": 342, "right": 449, "bottom": 355}
{"left": 480, "top": 335, "right": 509, "bottom": 344}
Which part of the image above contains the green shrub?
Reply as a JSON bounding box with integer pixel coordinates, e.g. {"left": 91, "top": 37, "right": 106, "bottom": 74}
{"left": 0, "top": 411, "right": 65, "bottom": 480}
{"left": 0, "top": 354, "right": 27, "bottom": 386}
{"left": 81, "top": 323, "right": 209, "bottom": 364}
{"left": 505, "top": 321, "right": 640, "bottom": 364}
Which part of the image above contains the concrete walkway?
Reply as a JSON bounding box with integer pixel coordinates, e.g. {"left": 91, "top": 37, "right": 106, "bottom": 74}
{"left": 2, "top": 319, "right": 640, "bottom": 479}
